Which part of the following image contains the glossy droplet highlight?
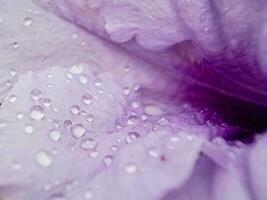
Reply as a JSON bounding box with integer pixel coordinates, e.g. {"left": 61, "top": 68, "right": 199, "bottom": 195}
{"left": 24, "top": 125, "right": 34, "bottom": 134}
{"left": 49, "top": 130, "right": 61, "bottom": 142}
{"left": 71, "top": 124, "right": 85, "bottom": 138}
{"left": 35, "top": 151, "right": 52, "bottom": 167}
{"left": 103, "top": 155, "right": 113, "bottom": 167}
{"left": 30, "top": 89, "right": 42, "bottom": 101}
{"left": 30, "top": 105, "right": 44, "bottom": 120}
{"left": 23, "top": 17, "right": 33, "bottom": 26}
{"left": 9, "top": 95, "right": 17, "bottom": 103}
{"left": 126, "top": 131, "right": 140, "bottom": 144}
{"left": 82, "top": 93, "right": 93, "bottom": 105}
{"left": 70, "top": 105, "right": 80, "bottom": 115}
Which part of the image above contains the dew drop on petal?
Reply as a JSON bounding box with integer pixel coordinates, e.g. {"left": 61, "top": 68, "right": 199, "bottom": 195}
{"left": 30, "top": 89, "right": 42, "bottom": 101}
{"left": 71, "top": 124, "right": 85, "bottom": 138}
{"left": 82, "top": 93, "right": 93, "bottom": 105}
{"left": 12, "top": 161, "right": 22, "bottom": 171}
{"left": 10, "top": 69, "right": 17, "bottom": 76}
{"left": 69, "top": 64, "right": 85, "bottom": 74}
{"left": 35, "top": 150, "right": 52, "bottom": 167}
{"left": 63, "top": 120, "right": 72, "bottom": 128}
{"left": 9, "top": 95, "right": 17, "bottom": 103}
{"left": 126, "top": 131, "right": 140, "bottom": 144}
{"left": 23, "top": 17, "right": 33, "bottom": 26}
{"left": 80, "top": 138, "right": 97, "bottom": 150}
{"left": 49, "top": 130, "right": 61, "bottom": 142}
{"left": 16, "top": 113, "right": 24, "bottom": 120}
{"left": 125, "top": 163, "right": 137, "bottom": 174}
{"left": 70, "top": 105, "right": 80, "bottom": 115}
{"left": 24, "top": 125, "right": 34, "bottom": 134}
{"left": 79, "top": 75, "right": 88, "bottom": 84}
{"left": 42, "top": 98, "right": 52, "bottom": 108}
{"left": 103, "top": 155, "right": 113, "bottom": 167}
{"left": 0, "top": 119, "right": 7, "bottom": 128}
{"left": 86, "top": 114, "right": 94, "bottom": 123}
{"left": 147, "top": 146, "right": 160, "bottom": 158}
{"left": 89, "top": 150, "right": 98, "bottom": 158}
{"left": 30, "top": 105, "right": 44, "bottom": 120}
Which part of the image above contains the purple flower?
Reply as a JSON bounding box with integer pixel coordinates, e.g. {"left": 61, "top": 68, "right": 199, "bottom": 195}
{"left": 0, "top": 0, "right": 267, "bottom": 200}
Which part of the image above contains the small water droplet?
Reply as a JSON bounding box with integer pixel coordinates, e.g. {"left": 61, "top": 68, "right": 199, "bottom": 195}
{"left": 103, "top": 155, "right": 113, "bottom": 167}
{"left": 70, "top": 105, "right": 80, "bottom": 115}
{"left": 10, "top": 69, "right": 17, "bottom": 76}
{"left": 89, "top": 150, "right": 98, "bottom": 158}
{"left": 123, "top": 87, "right": 130, "bottom": 95}
{"left": 30, "top": 89, "right": 42, "bottom": 101}
{"left": 147, "top": 147, "right": 160, "bottom": 158}
{"left": 24, "top": 125, "right": 34, "bottom": 134}
{"left": 16, "top": 113, "right": 24, "bottom": 119}
{"left": 127, "top": 115, "right": 138, "bottom": 126}
{"left": 79, "top": 75, "right": 88, "bottom": 84}
{"left": 35, "top": 150, "right": 52, "bottom": 167}
{"left": 69, "top": 64, "right": 85, "bottom": 74}
{"left": 12, "top": 41, "right": 19, "bottom": 49}
{"left": 80, "top": 138, "right": 97, "bottom": 150}
{"left": 47, "top": 83, "right": 53, "bottom": 88}
{"left": 144, "top": 105, "right": 163, "bottom": 115}
{"left": 49, "top": 130, "right": 61, "bottom": 142}
{"left": 111, "top": 145, "right": 117, "bottom": 152}
{"left": 82, "top": 93, "right": 93, "bottom": 105}
{"left": 131, "top": 101, "right": 139, "bottom": 109}
{"left": 125, "top": 163, "right": 137, "bottom": 174}
{"left": 86, "top": 114, "right": 94, "bottom": 123}
{"left": 71, "top": 33, "right": 78, "bottom": 39}
{"left": 9, "top": 95, "right": 17, "bottom": 103}
{"left": 126, "top": 131, "right": 140, "bottom": 144}
{"left": 30, "top": 105, "right": 44, "bottom": 120}
{"left": 71, "top": 124, "right": 85, "bottom": 138}
{"left": 23, "top": 17, "right": 33, "bottom": 26}
{"left": 42, "top": 98, "right": 52, "bottom": 108}
{"left": 63, "top": 120, "right": 72, "bottom": 128}
{"left": 0, "top": 119, "right": 7, "bottom": 128}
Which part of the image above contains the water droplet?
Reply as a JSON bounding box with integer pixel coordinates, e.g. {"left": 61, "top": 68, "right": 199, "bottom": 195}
{"left": 89, "top": 150, "right": 98, "bottom": 158}
{"left": 24, "top": 125, "right": 34, "bottom": 134}
{"left": 65, "top": 72, "right": 73, "bottom": 79}
{"left": 10, "top": 69, "right": 17, "bottom": 76}
{"left": 111, "top": 145, "right": 117, "bottom": 152}
{"left": 123, "top": 87, "right": 130, "bottom": 95}
{"left": 79, "top": 75, "right": 88, "bottom": 84}
{"left": 125, "top": 163, "right": 137, "bottom": 174}
{"left": 30, "top": 89, "right": 42, "bottom": 101}
{"left": 170, "top": 135, "right": 181, "bottom": 143}
{"left": 9, "top": 95, "right": 17, "bottom": 103}
{"left": 30, "top": 105, "right": 44, "bottom": 120}
{"left": 71, "top": 124, "right": 85, "bottom": 138}
{"left": 16, "top": 113, "right": 24, "bottom": 120}
{"left": 12, "top": 161, "right": 22, "bottom": 171}
{"left": 49, "top": 130, "right": 61, "bottom": 142}
{"left": 86, "top": 114, "right": 94, "bottom": 122}
{"left": 80, "top": 138, "right": 97, "bottom": 150}
{"left": 23, "top": 17, "right": 33, "bottom": 26}
{"left": 103, "top": 155, "right": 113, "bottom": 167}
{"left": 127, "top": 115, "right": 138, "bottom": 125}
{"left": 131, "top": 101, "right": 139, "bottom": 109}
{"left": 70, "top": 105, "right": 80, "bottom": 115}
{"left": 0, "top": 119, "right": 7, "bottom": 128}
{"left": 157, "top": 117, "right": 169, "bottom": 126}
{"left": 69, "top": 63, "right": 85, "bottom": 74}
{"left": 147, "top": 147, "right": 160, "bottom": 158}
{"left": 82, "top": 93, "right": 93, "bottom": 105}
{"left": 126, "top": 131, "right": 140, "bottom": 144}
{"left": 35, "top": 150, "right": 52, "bottom": 167}
{"left": 63, "top": 120, "right": 72, "bottom": 128}
{"left": 47, "top": 83, "right": 53, "bottom": 88}
{"left": 42, "top": 98, "right": 52, "bottom": 108}
{"left": 12, "top": 41, "right": 19, "bottom": 49}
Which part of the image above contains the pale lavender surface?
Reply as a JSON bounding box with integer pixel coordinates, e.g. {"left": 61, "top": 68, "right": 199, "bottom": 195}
{"left": 0, "top": 0, "right": 267, "bottom": 200}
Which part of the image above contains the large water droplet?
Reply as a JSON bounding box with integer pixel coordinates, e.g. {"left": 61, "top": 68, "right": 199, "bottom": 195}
{"left": 35, "top": 150, "right": 52, "bottom": 167}
{"left": 71, "top": 124, "right": 85, "bottom": 138}
{"left": 103, "top": 155, "right": 113, "bottom": 167}
{"left": 30, "top": 89, "right": 42, "bottom": 101}
{"left": 30, "top": 105, "right": 44, "bottom": 120}
{"left": 49, "top": 130, "right": 61, "bottom": 142}
{"left": 80, "top": 138, "right": 97, "bottom": 150}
